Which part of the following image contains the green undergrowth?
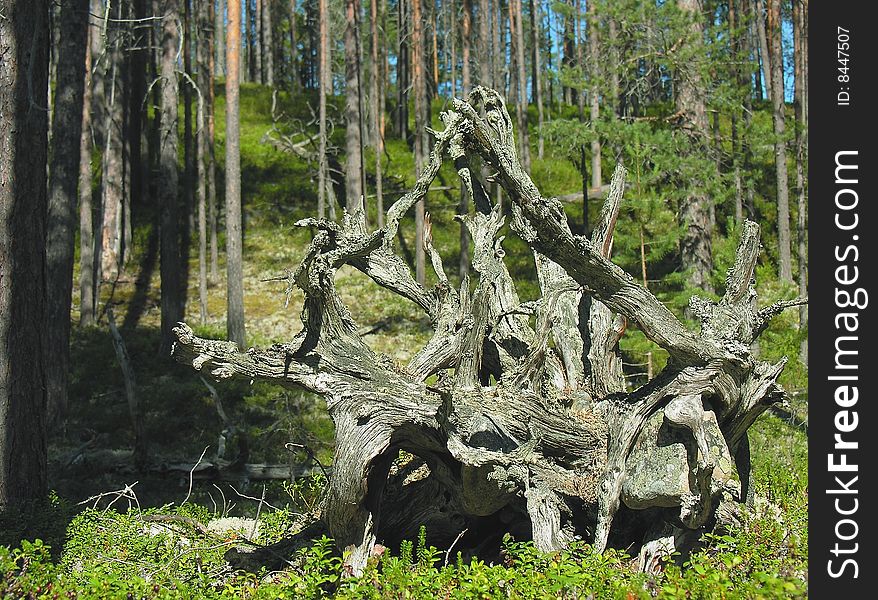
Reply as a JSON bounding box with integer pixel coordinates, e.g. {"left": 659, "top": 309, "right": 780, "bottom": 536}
{"left": 5, "top": 405, "right": 807, "bottom": 598}
{"left": 2, "top": 504, "right": 805, "bottom": 599}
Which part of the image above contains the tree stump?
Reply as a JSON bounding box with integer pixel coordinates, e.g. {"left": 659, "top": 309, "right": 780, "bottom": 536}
{"left": 172, "top": 88, "right": 804, "bottom": 575}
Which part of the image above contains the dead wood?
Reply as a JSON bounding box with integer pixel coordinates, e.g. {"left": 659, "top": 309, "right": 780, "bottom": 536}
{"left": 172, "top": 87, "right": 804, "bottom": 575}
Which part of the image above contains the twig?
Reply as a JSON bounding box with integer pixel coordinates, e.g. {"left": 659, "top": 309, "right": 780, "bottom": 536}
{"left": 78, "top": 481, "right": 141, "bottom": 513}
{"left": 285, "top": 442, "right": 329, "bottom": 479}
{"left": 182, "top": 445, "right": 210, "bottom": 505}
{"left": 212, "top": 483, "right": 229, "bottom": 517}
{"left": 444, "top": 528, "right": 468, "bottom": 567}
{"left": 230, "top": 484, "right": 281, "bottom": 512}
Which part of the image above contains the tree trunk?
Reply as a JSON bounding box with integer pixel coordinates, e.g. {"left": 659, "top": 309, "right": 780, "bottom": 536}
{"left": 574, "top": 0, "right": 584, "bottom": 118}
{"left": 478, "top": 0, "right": 490, "bottom": 86}
{"left": 449, "top": 0, "right": 457, "bottom": 98}
{"left": 344, "top": 0, "right": 365, "bottom": 215}
{"left": 492, "top": 0, "right": 501, "bottom": 91}
{"left": 729, "top": 0, "right": 744, "bottom": 223}
{"left": 0, "top": 0, "right": 50, "bottom": 508}
{"left": 183, "top": 0, "right": 195, "bottom": 290}
{"left": 512, "top": 0, "right": 531, "bottom": 173}
{"left": 208, "top": 0, "right": 220, "bottom": 284}
{"left": 100, "top": 6, "right": 126, "bottom": 285}
{"left": 290, "top": 0, "right": 299, "bottom": 91}
{"left": 263, "top": 0, "right": 274, "bottom": 86}
{"left": 160, "top": 0, "right": 184, "bottom": 352}
{"left": 226, "top": 0, "right": 247, "bottom": 348}
{"left": 396, "top": 0, "right": 409, "bottom": 142}
{"left": 462, "top": 0, "right": 472, "bottom": 94}
{"left": 607, "top": 17, "right": 620, "bottom": 117}
{"left": 460, "top": 0, "right": 473, "bottom": 278}
{"left": 793, "top": 0, "right": 807, "bottom": 363}
{"left": 252, "top": 0, "right": 262, "bottom": 83}
{"left": 675, "top": 0, "right": 714, "bottom": 294}
{"left": 587, "top": 0, "right": 601, "bottom": 190}
{"left": 432, "top": 2, "right": 439, "bottom": 97}
{"left": 174, "top": 88, "right": 802, "bottom": 576}
{"left": 79, "top": 16, "right": 97, "bottom": 327}
{"left": 767, "top": 0, "right": 792, "bottom": 282}
{"left": 127, "top": 0, "right": 149, "bottom": 267}
{"left": 412, "top": 0, "right": 427, "bottom": 285}
{"left": 217, "top": 0, "right": 227, "bottom": 77}
{"left": 318, "top": 0, "right": 330, "bottom": 220}
{"left": 197, "top": 0, "right": 210, "bottom": 323}
{"left": 370, "top": 0, "right": 385, "bottom": 227}
{"left": 754, "top": 0, "right": 771, "bottom": 98}
{"left": 46, "top": 0, "right": 88, "bottom": 428}
{"left": 530, "top": 0, "right": 544, "bottom": 159}
{"left": 563, "top": 1, "right": 575, "bottom": 106}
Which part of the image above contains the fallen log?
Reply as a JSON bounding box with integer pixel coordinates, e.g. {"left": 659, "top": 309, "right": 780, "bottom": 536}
{"left": 158, "top": 461, "right": 322, "bottom": 482}
{"left": 173, "top": 87, "right": 804, "bottom": 576}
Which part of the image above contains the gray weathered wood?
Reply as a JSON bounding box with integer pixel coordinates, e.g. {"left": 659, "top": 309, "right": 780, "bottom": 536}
{"left": 172, "top": 88, "right": 803, "bottom": 576}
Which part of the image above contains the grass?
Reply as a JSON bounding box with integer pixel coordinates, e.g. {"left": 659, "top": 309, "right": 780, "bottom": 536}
{"left": 2, "top": 83, "right": 808, "bottom": 598}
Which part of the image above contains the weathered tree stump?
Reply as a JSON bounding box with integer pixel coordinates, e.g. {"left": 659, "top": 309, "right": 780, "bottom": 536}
{"left": 172, "top": 88, "right": 804, "bottom": 575}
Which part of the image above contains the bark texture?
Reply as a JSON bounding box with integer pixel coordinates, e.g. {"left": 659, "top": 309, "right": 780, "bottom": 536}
{"left": 227, "top": 0, "right": 247, "bottom": 348}
{"left": 676, "top": 0, "right": 714, "bottom": 294}
{"left": 46, "top": 0, "right": 88, "bottom": 427}
{"left": 159, "top": 0, "right": 184, "bottom": 352}
{"left": 0, "top": 0, "right": 50, "bottom": 507}
{"left": 173, "top": 88, "right": 803, "bottom": 575}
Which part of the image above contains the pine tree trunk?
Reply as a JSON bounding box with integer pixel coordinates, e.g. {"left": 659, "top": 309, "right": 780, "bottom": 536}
{"left": 412, "top": 0, "right": 427, "bottom": 285}
{"left": 253, "top": 0, "right": 263, "bottom": 83}
{"left": 183, "top": 0, "right": 195, "bottom": 285}
{"left": 217, "top": 0, "right": 227, "bottom": 76}
{"left": 0, "top": 0, "right": 50, "bottom": 508}
{"left": 767, "top": 0, "right": 792, "bottom": 282}
{"left": 575, "top": 0, "right": 584, "bottom": 118}
{"left": 79, "top": 19, "right": 97, "bottom": 327}
{"left": 318, "top": 0, "right": 330, "bottom": 219}
{"left": 607, "top": 17, "right": 620, "bottom": 117}
{"left": 160, "top": 0, "right": 184, "bottom": 352}
{"left": 290, "top": 0, "right": 299, "bottom": 91}
{"left": 127, "top": 0, "right": 149, "bottom": 267}
{"left": 449, "top": 0, "right": 457, "bottom": 97}
{"left": 675, "top": 0, "right": 714, "bottom": 294}
{"left": 492, "top": 0, "right": 501, "bottom": 91}
{"left": 531, "top": 0, "right": 544, "bottom": 159}
{"left": 208, "top": 0, "right": 220, "bottom": 284}
{"left": 460, "top": 0, "right": 474, "bottom": 278}
{"left": 793, "top": 0, "right": 807, "bottom": 363}
{"left": 479, "top": 0, "right": 490, "bottom": 86}
{"left": 513, "top": 0, "right": 531, "bottom": 172}
{"left": 754, "top": 0, "right": 771, "bottom": 97}
{"left": 396, "top": 0, "right": 410, "bottom": 141}
{"left": 563, "top": 1, "right": 575, "bottom": 106}
{"left": 462, "top": 0, "right": 472, "bottom": 94}
{"left": 100, "top": 7, "right": 126, "bottom": 285}
{"left": 198, "top": 0, "right": 210, "bottom": 323}
{"left": 432, "top": 3, "right": 439, "bottom": 97}
{"left": 263, "top": 0, "right": 274, "bottom": 86}
{"left": 729, "top": 0, "right": 744, "bottom": 223}
{"left": 226, "top": 0, "right": 247, "bottom": 347}
{"left": 587, "top": 0, "right": 601, "bottom": 190}
{"left": 46, "top": 0, "right": 88, "bottom": 428}
{"left": 344, "top": 0, "right": 365, "bottom": 215}
{"left": 370, "top": 0, "right": 385, "bottom": 227}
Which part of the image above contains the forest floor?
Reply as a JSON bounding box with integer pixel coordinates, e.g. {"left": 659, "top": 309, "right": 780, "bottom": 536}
{"left": 2, "top": 84, "right": 808, "bottom": 598}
